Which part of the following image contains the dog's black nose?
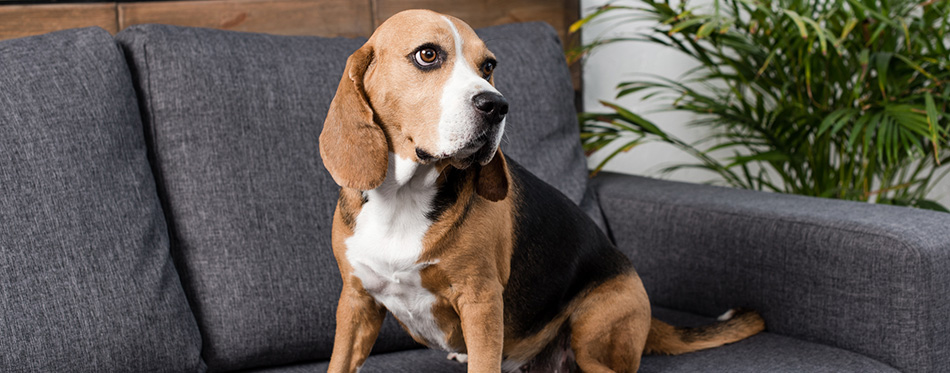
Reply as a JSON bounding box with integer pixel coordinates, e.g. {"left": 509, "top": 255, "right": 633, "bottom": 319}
{"left": 472, "top": 92, "right": 508, "bottom": 124}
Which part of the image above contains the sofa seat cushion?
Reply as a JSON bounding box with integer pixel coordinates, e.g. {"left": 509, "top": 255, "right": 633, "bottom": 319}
{"left": 0, "top": 27, "right": 203, "bottom": 372}
{"left": 639, "top": 307, "right": 899, "bottom": 372}
{"left": 117, "top": 20, "right": 599, "bottom": 371}
{"left": 247, "top": 307, "right": 898, "bottom": 373}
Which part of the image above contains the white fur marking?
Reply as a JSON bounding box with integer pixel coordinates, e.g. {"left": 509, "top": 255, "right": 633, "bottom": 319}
{"left": 436, "top": 16, "right": 503, "bottom": 158}
{"left": 345, "top": 153, "right": 450, "bottom": 351}
{"left": 447, "top": 352, "right": 468, "bottom": 363}
{"left": 717, "top": 309, "right": 736, "bottom": 321}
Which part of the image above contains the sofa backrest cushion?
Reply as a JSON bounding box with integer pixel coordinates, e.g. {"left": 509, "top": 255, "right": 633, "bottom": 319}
{"left": 117, "top": 21, "right": 598, "bottom": 370}
{"left": 0, "top": 27, "right": 204, "bottom": 372}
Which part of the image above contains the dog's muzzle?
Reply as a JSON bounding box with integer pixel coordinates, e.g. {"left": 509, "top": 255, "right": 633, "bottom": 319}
{"left": 416, "top": 92, "right": 508, "bottom": 168}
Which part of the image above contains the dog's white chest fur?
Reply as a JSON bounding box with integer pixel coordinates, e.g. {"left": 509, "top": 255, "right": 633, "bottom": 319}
{"left": 344, "top": 154, "right": 450, "bottom": 351}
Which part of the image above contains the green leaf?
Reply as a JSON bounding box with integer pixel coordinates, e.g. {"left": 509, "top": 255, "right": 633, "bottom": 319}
{"left": 696, "top": 19, "right": 718, "bottom": 39}
{"left": 719, "top": 19, "right": 734, "bottom": 34}
{"left": 846, "top": 0, "right": 898, "bottom": 27}
{"left": 858, "top": 49, "right": 870, "bottom": 72}
{"left": 599, "top": 101, "right": 669, "bottom": 138}
{"left": 893, "top": 54, "right": 937, "bottom": 81}
{"left": 899, "top": 18, "right": 912, "bottom": 53}
{"left": 589, "top": 139, "right": 642, "bottom": 177}
{"left": 875, "top": 52, "right": 892, "bottom": 99}
{"left": 783, "top": 10, "right": 809, "bottom": 39}
{"left": 848, "top": 114, "right": 871, "bottom": 150}
{"left": 726, "top": 151, "right": 790, "bottom": 168}
{"left": 569, "top": 5, "right": 633, "bottom": 33}
{"left": 582, "top": 137, "right": 617, "bottom": 154}
{"left": 925, "top": 92, "right": 941, "bottom": 164}
{"left": 670, "top": 17, "right": 711, "bottom": 35}
{"left": 615, "top": 83, "right": 656, "bottom": 99}
{"left": 915, "top": 199, "right": 950, "bottom": 213}
{"left": 802, "top": 17, "right": 827, "bottom": 55}
{"left": 886, "top": 105, "right": 931, "bottom": 137}
{"left": 867, "top": 22, "right": 889, "bottom": 46}
{"left": 838, "top": 18, "right": 859, "bottom": 45}
{"left": 818, "top": 108, "right": 853, "bottom": 136}
{"left": 756, "top": 50, "right": 776, "bottom": 78}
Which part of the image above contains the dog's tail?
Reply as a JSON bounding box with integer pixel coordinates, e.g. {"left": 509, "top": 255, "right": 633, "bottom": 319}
{"left": 644, "top": 308, "right": 765, "bottom": 355}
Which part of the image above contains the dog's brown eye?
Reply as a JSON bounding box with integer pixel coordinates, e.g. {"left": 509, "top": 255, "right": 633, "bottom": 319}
{"left": 416, "top": 48, "right": 438, "bottom": 65}
{"left": 481, "top": 61, "right": 495, "bottom": 79}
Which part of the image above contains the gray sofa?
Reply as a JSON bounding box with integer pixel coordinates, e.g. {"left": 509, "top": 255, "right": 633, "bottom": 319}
{"left": 0, "top": 20, "right": 946, "bottom": 373}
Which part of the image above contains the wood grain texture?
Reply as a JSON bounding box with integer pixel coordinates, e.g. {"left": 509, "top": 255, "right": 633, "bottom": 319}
{"left": 0, "top": 0, "right": 581, "bottom": 92}
{"left": 563, "top": 0, "right": 582, "bottom": 104}
{"left": 118, "top": 0, "right": 373, "bottom": 37}
{"left": 373, "top": 0, "right": 571, "bottom": 41}
{"left": 0, "top": 3, "right": 118, "bottom": 40}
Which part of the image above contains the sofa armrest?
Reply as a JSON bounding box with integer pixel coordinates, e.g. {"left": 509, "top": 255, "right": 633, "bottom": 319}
{"left": 590, "top": 172, "right": 950, "bottom": 373}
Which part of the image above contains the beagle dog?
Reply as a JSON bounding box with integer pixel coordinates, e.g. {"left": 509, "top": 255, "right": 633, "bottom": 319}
{"left": 319, "top": 9, "right": 765, "bottom": 373}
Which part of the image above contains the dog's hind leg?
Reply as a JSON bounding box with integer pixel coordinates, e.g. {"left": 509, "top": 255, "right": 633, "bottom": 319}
{"left": 569, "top": 272, "right": 651, "bottom": 373}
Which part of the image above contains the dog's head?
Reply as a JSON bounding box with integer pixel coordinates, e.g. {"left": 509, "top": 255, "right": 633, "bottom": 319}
{"left": 319, "top": 9, "right": 509, "bottom": 201}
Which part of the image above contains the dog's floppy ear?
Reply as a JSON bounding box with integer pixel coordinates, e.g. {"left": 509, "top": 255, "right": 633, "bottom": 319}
{"left": 476, "top": 149, "right": 510, "bottom": 202}
{"left": 319, "top": 42, "right": 388, "bottom": 190}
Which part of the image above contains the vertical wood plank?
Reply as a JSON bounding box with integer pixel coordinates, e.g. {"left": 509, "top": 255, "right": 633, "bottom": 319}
{"left": 0, "top": 3, "right": 118, "bottom": 41}
{"left": 563, "top": 0, "right": 583, "bottom": 106}
{"left": 118, "top": 0, "right": 373, "bottom": 37}
{"left": 373, "top": 0, "right": 570, "bottom": 42}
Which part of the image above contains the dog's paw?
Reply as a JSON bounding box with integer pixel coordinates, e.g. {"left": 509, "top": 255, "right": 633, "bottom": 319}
{"left": 447, "top": 352, "right": 468, "bottom": 364}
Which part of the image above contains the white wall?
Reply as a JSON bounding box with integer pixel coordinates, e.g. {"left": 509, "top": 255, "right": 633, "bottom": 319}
{"left": 579, "top": 0, "right": 950, "bottom": 208}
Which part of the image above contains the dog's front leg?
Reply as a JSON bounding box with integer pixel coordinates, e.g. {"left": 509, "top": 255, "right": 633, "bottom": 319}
{"left": 328, "top": 283, "right": 386, "bottom": 373}
{"left": 458, "top": 286, "right": 504, "bottom": 372}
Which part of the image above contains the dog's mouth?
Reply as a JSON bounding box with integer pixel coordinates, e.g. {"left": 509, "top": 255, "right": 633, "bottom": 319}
{"left": 415, "top": 131, "right": 497, "bottom": 169}
{"left": 451, "top": 141, "right": 496, "bottom": 169}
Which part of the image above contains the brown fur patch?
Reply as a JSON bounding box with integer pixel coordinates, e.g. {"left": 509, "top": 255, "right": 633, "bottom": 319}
{"left": 568, "top": 272, "right": 651, "bottom": 373}
{"left": 335, "top": 188, "right": 364, "bottom": 229}
{"left": 475, "top": 149, "right": 509, "bottom": 201}
{"left": 319, "top": 43, "right": 389, "bottom": 191}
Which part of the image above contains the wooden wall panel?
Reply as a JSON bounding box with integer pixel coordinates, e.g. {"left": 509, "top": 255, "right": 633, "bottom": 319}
{"left": 373, "top": 0, "right": 572, "bottom": 43}
{"left": 0, "top": 3, "right": 117, "bottom": 40}
{"left": 118, "top": 0, "right": 373, "bottom": 37}
{"left": 0, "top": 1, "right": 577, "bottom": 44}
{"left": 0, "top": 0, "right": 580, "bottom": 92}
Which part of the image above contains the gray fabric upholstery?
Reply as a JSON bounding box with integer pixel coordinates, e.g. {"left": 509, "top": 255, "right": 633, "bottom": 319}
{"left": 0, "top": 27, "right": 203, "bottom": 372}
{"left": 590, "top": 172, "right": 950, "bottom": 373}
{"left": 244, "top": 307, "right": 897, "bottom": 372}
{"left": 117, "top": 21, "right": 601, "bottom": 371}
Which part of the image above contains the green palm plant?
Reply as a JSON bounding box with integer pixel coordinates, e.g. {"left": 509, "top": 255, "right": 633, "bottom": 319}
{"left": 572, "top": 0, "right": 950, "bottom": 211}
